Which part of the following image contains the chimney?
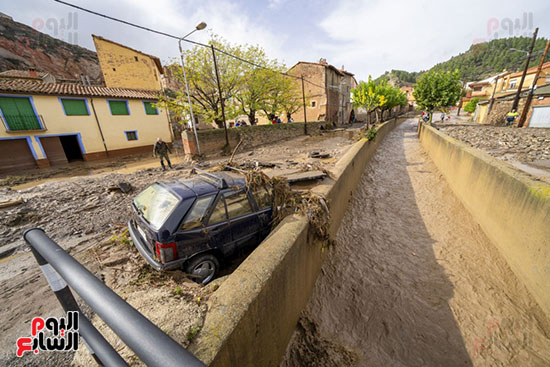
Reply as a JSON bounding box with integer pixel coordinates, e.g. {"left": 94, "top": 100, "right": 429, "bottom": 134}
{"left": 319, "top": 58, "right": 327, "bottom": 65}
{"left": 341, "top": 65, "right": 345, "bottom": 70}
{"left": 28, "top": 68, "right": 38, "bottom": 78}
{"left": 80, "top": 73, "right": 86, "bottom": 85}
{"left": 85, "top": 75, "right": 91, "bottom": 85}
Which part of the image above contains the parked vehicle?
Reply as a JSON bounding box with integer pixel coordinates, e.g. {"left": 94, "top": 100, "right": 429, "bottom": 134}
{"left": 128, "top": 168, "right": 273, "bottom": 284}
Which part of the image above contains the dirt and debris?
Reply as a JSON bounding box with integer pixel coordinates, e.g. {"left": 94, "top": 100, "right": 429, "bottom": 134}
{"left": 0, "top": 130, "right": 357, "bottom": 365}
{"left": 439, "top": 125, "right": 550, "bottom": 181}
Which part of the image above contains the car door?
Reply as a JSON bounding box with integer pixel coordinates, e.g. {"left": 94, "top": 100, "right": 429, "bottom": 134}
{"left": 224, "top": 190, "right": 261, "bottom": 250}
{"left": 205, "top": 194, "right": 233, "bottom": 257}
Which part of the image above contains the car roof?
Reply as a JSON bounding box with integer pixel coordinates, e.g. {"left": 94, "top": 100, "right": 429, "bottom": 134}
{"left": 161, "top": 171, "right": 246, "bottom": 200}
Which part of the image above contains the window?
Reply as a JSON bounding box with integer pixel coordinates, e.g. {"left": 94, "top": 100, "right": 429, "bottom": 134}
{"left": 208, "top": 198, "right": 228, "bottom": 225}
{"left": 133, "top": 183, "right": 180, "bottom": 229}
{"left": 60, "top": 98, "right": 89, "bottom": 115}
{"left": 546, "top": 76, "right": 550, "bottom": 83}
{"left": 509, "top": 79, "right": 517, "bottom": 89}
{"left": 108, "top": 100, "right": 129, "bottom": 115}
{"left": 143, "top": 101, "right": 158, "bottom": 115}
{"left": 112, "top": 68, "right": 116, "bottom": 71}
{"left": 125, "top": 130, "right": 138, "bottom": 141}
{"left": 180, "top": 196, "right": 214, "bottom": 230}
{"left": 0, "top": 96, "right": 41, "bottom": 131}
{"left": 311, "top": 101, "right": 316, "bottom": 107}
{"left": 134, "top": 56, "right": 139, "bottom": 62}
{"left": 225, "top": 191, "right": 253, "bottom": 219}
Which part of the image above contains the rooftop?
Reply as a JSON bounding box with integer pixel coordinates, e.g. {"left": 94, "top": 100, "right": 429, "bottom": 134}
{"left": 509, "top": 62, "right": 550, "bottom": 78}
{"left": 0, "top": 79, "right": 161, "bottom": 99}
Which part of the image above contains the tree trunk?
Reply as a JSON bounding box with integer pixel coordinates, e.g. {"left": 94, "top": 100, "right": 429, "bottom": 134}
{"left": 248, "top": 110, "right": 256, "bottom": 125}
{"left": 214, "top": 118, "right": 224, "bottom": 129}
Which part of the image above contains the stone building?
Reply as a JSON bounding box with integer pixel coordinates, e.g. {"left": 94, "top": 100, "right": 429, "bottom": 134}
{"left": 92, "top": 35, "right": 164, "bottom": 91}
{"left": 288, "top": 59, "right": 357, "bottom": 125}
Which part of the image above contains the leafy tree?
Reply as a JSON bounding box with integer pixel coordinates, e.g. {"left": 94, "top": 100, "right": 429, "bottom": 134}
{"left": 352, "top": 76, "right": 407, "bottom": 123}
{"left": 351, "top": 76, "right": 381, "bottom": 118}
{"left": 464, "top": 97, "right": 480, "bottom": 113}
{"left": 413, "top": 69, "right": 462, "bottom": 124}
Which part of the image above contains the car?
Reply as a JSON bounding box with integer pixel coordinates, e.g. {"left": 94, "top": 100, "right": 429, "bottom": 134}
{"left": 128, "top": 168, "right": 273, "bottom": 284}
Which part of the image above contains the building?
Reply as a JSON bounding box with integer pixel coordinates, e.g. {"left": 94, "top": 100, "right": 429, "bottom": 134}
{"left": 92, "top": 35, "right": 164, "bottom": 91}
{"left": 523, "top": 84, "right": 550, "bottom": 128}
{"left": 288, "top": 59, "right": 357, "bottom": 125}
{"left": 0, "top": 79, "right": 171, "bottom": 173}
{"left": 399, "top": 86, "right": 415, "bottom": 107}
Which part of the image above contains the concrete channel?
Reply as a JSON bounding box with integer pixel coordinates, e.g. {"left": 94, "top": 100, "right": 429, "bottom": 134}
{"left": 281, "top": 119, "right": 550, "bottom": 366}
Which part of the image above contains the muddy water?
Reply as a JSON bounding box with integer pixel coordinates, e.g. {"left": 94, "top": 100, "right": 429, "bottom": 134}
{"left": 282, "top": 120, "right": 550, "bottom": 366}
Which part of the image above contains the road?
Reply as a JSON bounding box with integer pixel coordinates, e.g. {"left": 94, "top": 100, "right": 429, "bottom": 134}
{"left": 282, "top": 119, "right": 550, "bottom": 366}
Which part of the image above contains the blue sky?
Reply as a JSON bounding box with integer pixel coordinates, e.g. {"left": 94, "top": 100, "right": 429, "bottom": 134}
{"left": 1, "top": 0, "right": 550, "bottom": 81}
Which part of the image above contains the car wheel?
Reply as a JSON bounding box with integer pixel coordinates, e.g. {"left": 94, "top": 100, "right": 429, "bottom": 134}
{"left": 185, "top": 254, "right": 219, "bottom": 285}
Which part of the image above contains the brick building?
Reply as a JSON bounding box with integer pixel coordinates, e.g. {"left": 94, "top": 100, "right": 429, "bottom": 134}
{"left": 288, "top": 59, "right": 357, "bottom": 126}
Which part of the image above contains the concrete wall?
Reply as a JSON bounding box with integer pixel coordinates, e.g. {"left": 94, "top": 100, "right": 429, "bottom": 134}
{"left": 418, "top": 123, "right": 550, "bottom": 318}
{"left": 193, "top": 121, "right": 326, "bottom": 155}
{"left": 189, "top": 117, "right": 404, "bottom": 366}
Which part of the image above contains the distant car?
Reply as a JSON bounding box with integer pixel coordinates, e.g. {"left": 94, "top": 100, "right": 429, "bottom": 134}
{"left": 128, "top": 169, "right": 273, "bottom": 284}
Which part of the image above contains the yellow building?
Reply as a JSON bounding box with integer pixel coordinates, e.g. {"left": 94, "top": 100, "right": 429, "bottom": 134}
{"left": 0, "top": 79, "right": 171, "bottom": 173}
{"left": 92, "top": 35, "right": 164, "bottom": 91}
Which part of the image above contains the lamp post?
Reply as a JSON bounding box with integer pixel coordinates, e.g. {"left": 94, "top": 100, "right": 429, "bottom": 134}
{"left": 178, "top": 22, "right": 206, "bottom": 155}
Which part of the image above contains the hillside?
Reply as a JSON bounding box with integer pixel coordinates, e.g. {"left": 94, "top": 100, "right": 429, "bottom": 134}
{"left": 376, "top": 36, "right": 549, "bottom": 84}
{"left": 0, "top": 13, "right": 103, "bottom": 83}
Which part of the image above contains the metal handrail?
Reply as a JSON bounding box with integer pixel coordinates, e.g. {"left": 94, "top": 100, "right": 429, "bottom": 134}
{"left": 24, "top": 228, "right": 205, "bottom": 367}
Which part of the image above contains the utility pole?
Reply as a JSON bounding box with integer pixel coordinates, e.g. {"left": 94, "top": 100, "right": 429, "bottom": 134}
{"left": 512, "top": 27, "right": 538, "bottom": 111}
{"left": 488, "top": 74, "right": 500, "bottom": 114}
{"left": 301, "top": 76, "right": 307, "bottom": 135}
{"left": 211, "top": 45, "right": 229, "bottom": 148}
{"left": 518, "top": 39, "right": 550, "bottom": 128}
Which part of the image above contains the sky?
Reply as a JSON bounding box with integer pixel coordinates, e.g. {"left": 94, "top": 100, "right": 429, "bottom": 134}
{"left": 1, "top": 0, "right": 550, "bottom": 82}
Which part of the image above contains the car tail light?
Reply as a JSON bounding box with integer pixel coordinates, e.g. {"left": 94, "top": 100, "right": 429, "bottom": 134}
{"left": 155, "top": 241, "right": 178, "bottom": 264}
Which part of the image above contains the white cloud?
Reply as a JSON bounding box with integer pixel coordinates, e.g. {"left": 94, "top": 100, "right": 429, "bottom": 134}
{"left": 317, "top": 0, "right": 550, "bottom": 81}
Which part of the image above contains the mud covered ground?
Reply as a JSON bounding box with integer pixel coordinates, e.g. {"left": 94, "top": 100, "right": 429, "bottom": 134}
{"left": 282, "top": 119, "right": 550, "bottom": 366}
{"left": 439, "top": 125, "right": 550, "bottom": 181}
{"left": 0, "top": 131, "right": 355, "bottom": 365}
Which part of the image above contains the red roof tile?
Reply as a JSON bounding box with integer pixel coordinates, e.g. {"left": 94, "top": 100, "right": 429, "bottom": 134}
{"left": 0, "top": 79, "right": 160, "bottom": 99}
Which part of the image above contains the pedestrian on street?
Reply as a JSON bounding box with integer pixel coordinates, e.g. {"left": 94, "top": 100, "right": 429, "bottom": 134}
{"left": 153, "top": 137, "right": 172, "bottom": 170}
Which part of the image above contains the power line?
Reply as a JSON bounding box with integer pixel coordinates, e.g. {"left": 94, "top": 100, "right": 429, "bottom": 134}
{"left": 53, "top": 0, "right": 327, "bottom": 89}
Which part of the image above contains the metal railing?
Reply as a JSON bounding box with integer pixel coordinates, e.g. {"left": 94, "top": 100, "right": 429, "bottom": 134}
{"left": 24, "top": 228, "right": 205, "bottom": 367}
{"left": 1, "top": 114, "right": 47, "bottom": 132}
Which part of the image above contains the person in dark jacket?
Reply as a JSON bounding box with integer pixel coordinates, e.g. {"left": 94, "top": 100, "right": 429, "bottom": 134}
{"left": 153, "top": 137, "right": 172, "bottom": 170}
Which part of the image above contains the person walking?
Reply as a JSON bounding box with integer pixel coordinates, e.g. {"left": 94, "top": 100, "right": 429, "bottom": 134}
{"left": 153, "top": 137, "right": 172, "bottom": 170}
{"left": 506, "top": 109, "right": 519, "bottom": 126}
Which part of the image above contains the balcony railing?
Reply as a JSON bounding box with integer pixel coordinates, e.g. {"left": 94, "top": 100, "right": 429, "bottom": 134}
{"left": 1, "top": 114, "right": 47, "bottom": 132}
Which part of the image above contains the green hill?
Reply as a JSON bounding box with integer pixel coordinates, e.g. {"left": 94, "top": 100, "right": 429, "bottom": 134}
{"left": 375, "top": 36, "right": 549, "bottom": 84}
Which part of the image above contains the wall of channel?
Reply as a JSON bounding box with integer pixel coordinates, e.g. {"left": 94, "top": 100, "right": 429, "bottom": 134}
{"left": 418, "top": 123, "right": 550, "bottom": 319}
{"left": 188, "top": 117, "right": 406, "bottom": 366}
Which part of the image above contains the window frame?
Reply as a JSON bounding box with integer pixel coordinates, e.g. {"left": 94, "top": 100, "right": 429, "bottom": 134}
{"left": 206, "top": 195, "right": 229, "bottom": 226}
{"left": 224, "top": 190, "right": 254, "bottom": 220}
{"left": 179, "top": 195, "right": 216, "bottom": 231}
{"left": 0, "top": 95, "right": 44, "bottom": 131}
{"left": 143, "top": 101, "right": 159, "bottom": 115}
{"left": 125, "top": 130, "right": 138, "bottom": 141}
{"left": 59, "top": 97, "right": 90, "bottom": 116}
{"left": 107, "top": 99, "right": 130, "bottom": 115}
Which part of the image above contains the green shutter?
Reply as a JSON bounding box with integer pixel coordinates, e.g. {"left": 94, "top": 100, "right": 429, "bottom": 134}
{"left": 108, "top": 100, "right": 129, "bottom": 115}
{"left": 61, "top": 98, "right": 89, "bottom": 115}
{"left": 143, "top": 101, "right": 158, "bottom": 115}
{"left": 0, "top": 96, "right": 41, "bottom": 130}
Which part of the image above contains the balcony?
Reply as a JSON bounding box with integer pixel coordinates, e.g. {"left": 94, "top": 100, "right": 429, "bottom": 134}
{"left": 1, "top": 114, "right": 47, "bottom": 132}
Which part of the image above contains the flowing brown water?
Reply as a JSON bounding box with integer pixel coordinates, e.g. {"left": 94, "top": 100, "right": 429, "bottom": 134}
{"left": 282, "top": 119, "right": 550, "bottom": 367}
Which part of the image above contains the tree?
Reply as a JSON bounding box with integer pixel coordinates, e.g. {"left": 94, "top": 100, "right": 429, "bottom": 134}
{"left": 352, "top": 76, "right": 407, "bottom": 123}
{"left": 413, "top": 69, "right": 462, "bottom": 124}
{"left": 464, "top": 97, "right": 480, "bottom": 113}
{"left": 351, "top": 76, "right": 381, "bottom": 121}
{"left": 158, "top": 35, "right": 243, "bottom": 128}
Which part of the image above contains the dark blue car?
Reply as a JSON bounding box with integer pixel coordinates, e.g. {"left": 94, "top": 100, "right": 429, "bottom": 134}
{"left": 128, "top": 169, "right": 273, "bottom": 284}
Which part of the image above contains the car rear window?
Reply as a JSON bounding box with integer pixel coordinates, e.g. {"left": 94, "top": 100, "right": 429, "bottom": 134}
{"left": 133, "top": 183, "right": 180, "bottom": 229}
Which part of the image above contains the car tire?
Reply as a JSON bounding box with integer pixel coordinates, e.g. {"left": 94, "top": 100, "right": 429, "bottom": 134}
{"left": 185, "top": 254, "right": 219, "bottom": 285}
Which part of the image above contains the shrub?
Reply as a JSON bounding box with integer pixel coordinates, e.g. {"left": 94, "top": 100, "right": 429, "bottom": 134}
{"left": 464, "top": 97, "right": 480, "bottom": 113}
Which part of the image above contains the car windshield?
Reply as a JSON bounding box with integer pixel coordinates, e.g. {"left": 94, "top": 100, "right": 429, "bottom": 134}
{"left": 133, "top": 183, "right": 180, "bottom": 229}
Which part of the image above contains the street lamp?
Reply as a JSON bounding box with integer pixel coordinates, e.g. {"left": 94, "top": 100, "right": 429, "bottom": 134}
{"left": 178, "top": 22, "right": 207, "bottom": 155}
